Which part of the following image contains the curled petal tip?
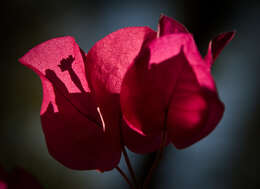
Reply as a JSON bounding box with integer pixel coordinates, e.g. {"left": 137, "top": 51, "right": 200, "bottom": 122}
{"left": 158, "top": 14, "right": 188, "bottom": 37}
{"left": 205, "top": 31, "right": 236, "bottom": 65}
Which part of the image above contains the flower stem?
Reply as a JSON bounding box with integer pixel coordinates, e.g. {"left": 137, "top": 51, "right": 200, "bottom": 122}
{"left": 142, "top": 129, "right": 167, "bottom": 189}
{"left": 116, "top": 166, "right": 135, "bottom": 189}
{"left": 122, "top": 146, "right": 139, "bottom": 188}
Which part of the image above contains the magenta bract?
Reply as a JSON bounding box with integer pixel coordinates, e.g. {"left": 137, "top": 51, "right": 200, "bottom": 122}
{"left": 121, "top": 15, "right": 235, "bottom": 148}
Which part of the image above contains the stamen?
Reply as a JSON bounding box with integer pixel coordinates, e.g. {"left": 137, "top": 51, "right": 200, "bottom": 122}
{"left": 97, "top": 107, "right": 106, "bottom": 132}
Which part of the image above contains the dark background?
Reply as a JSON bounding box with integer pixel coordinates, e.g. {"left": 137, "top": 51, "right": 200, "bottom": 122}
{"left": 0, "top": 0, "right": 259, "bottom": 188}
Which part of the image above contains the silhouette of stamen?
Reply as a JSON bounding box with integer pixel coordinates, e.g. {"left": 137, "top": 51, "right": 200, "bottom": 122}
{"left": 59, "top": 55, "right": 85, "bottom": 93}
{"left": 59, "top": 55, "right": 75, "bottom": 71}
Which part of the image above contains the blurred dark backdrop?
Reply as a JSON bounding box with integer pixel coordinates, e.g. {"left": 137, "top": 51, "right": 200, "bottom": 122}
{"left": 0, "top": 0, "right": 259, "bottom": 188}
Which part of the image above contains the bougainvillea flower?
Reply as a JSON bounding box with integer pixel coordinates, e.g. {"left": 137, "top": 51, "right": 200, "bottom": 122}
{"left": 20, "top": 14, "right": 234, "bottom": 171}
{"left": 0, "top": 166, "right": 42, "bottom": 189}
{"left": 120, "top": 15, "right": 235, "bottom": 148}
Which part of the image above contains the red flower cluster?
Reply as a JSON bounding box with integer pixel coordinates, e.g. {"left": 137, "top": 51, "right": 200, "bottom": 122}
{"left": 0, "top": 166, "right": 42, "bottom": 189}
{"left": 19, "top": 15, "right": 235, "bottom": 172}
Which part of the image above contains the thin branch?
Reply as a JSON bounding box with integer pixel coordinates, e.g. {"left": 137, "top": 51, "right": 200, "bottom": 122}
{"left": 116, "top": 166, "right": 135, "bottom": 189}
{"left": 118, "top": 113, "right": 138, "bottom": 188}
{"left": 122, "top": 146, "right": 139, "bottom": 188}
{"left": 142, "top": 129, "right": 167, "bottom": 189}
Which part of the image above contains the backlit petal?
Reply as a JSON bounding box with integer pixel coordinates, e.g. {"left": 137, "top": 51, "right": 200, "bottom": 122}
{"left": 121, "top": 33, "right": 225, "bottom": 148}
{"left": 86, "top": 27, "right": 164, "bottom": 153}
{"left": 19, "top": 37, "right": 121, "bottom": 171}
